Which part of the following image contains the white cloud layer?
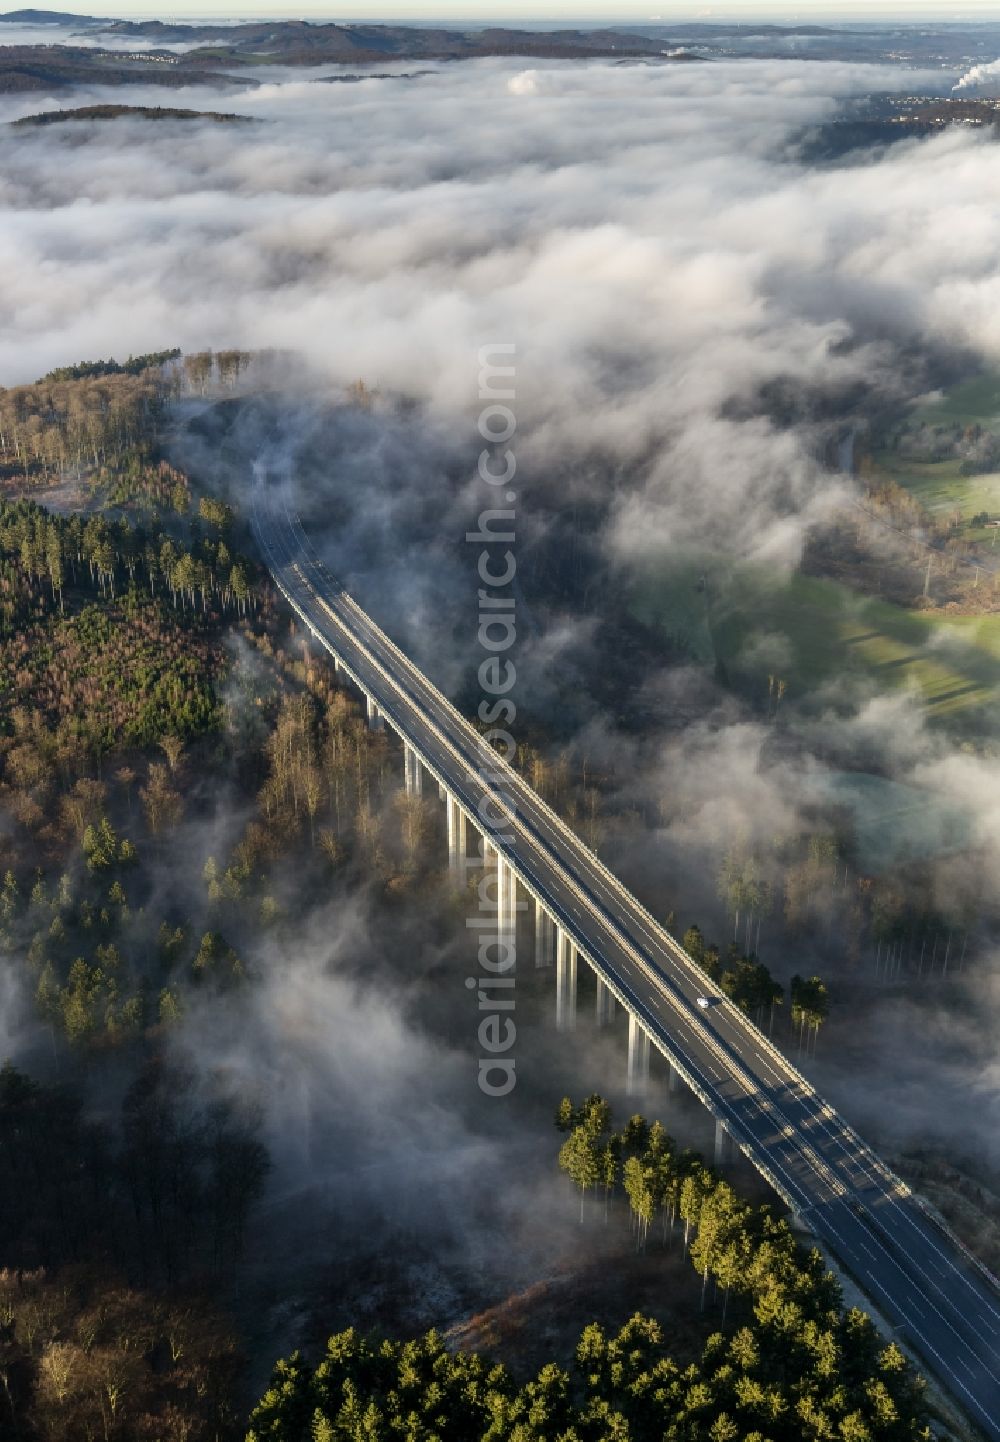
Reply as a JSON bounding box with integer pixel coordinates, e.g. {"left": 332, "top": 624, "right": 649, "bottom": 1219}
{"left": 0, "top": 54, "right": 984, "bottom": 575}
{"left": 8, "top": 50, "right": 1000, "bottom": 1171}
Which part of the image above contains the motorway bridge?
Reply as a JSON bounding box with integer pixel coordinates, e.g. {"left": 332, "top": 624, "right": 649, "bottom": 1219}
{"left": 252, "top": 482, "right": 1000, "bottom": 1441}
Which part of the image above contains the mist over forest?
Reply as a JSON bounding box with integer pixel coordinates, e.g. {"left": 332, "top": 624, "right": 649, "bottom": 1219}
{"left": 4, "top": 12, "right": 1000, "bottom": 1442}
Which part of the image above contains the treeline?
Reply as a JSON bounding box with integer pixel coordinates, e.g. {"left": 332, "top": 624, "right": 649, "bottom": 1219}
{"left": 886, "top": 415, "right": 1000, "bottom": 479}
{"left": 681, "top": 921, "right": 829, "bottom": 1049}
{"left": 0, "top": 1059, "right": 268, "bottom": 1285}
{"left": 807, "top": 446, "right": 1000, "bottom": 615}
{"left": 206, "top": 674, "right": 438, "bottom": 904}
{"left": 246, "top": 1098, "right": 929, "bottom": 1442}
{"left": 0, "top": 370, "right": 169, "bottom": 481}
{"left": 0, "top": 1060, "right": 261, "bottom": 1440}
{"left": 0, "top": 497, "right": 254, "bottom": 629}
{"left": 181, "top": 349, "right": 254, "bottom": 394}
{"left": 720, "top": 827, "right": 977, "bottom": 988}
{"left": 0, "top": 499, "right": 238, "bottom": 758}
{"left": 0, "top": 483, "right": 429, "bottom": 1056}
{"left": 42, "top": 349, "right": 181, "bottom": 383}
{"left": 0, "top": 350, "right": 254, "bottom": 485}
{"left": 0, "top": 1269, "right": 241, "bottom": 1442}
{"left": 249, "top": 1312, "right": 926, "bottom": 1442}
{"left": 552, "top": 1095, "right": 930, "bottom": 1442}
{"left": 0, "top": 498, "right": 242, "bottom": 1007}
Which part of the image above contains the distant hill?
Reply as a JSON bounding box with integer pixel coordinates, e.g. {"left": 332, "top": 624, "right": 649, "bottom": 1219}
{"left": 0, "top": 45, "right": 246, "bottom": 92}
{"left": 0, "top": 13, "right": 683, "bottom": 65}
{"left": 0, "top": 13, "right": 706, "bottom": 91}
{"left": 625, "top": 22, "right": 844, "bottom": 36}
{"left": 313, "top": 70, "right": 435, "bottom": 85}
{"left": 93, "top": 19, "right": 678, "bottom": 64}
{"left": 0, "top": 7, "right": 104, "bottom": 21}
{"left": 12, "top": 103, "right": 254, "bottom": 125}
{"left": 0, "top": 10, "right": 820, "bottom": 42}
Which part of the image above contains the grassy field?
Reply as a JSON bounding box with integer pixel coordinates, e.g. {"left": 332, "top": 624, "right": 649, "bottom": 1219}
{"left": 910, "top": 371, "right": 1000, "bottom": 429}
{"left": 635, "top": 369, "right": 1000, "bottom": 726}
{"left": 872, "top": 452, "right": 1000, "bottom": 527}
{"left": 634, "top": 561, "right": 1000, "bottom": 723}
{"left": 630, "top": 559, "right": 717, "bottom": 667}
{"left": 873, "top": 370, "right": 1000, "bottom": 539}
{"left": 716, "top": 571, "right": 1000, "bottom": 719}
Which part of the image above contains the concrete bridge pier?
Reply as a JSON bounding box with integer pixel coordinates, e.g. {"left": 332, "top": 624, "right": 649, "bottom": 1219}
{"left": 627, "top": 1013, "right": 650, "bottom": 1096}
{"left": 534, "top": 899, "right": 555, "bottom": 968}
{"left": 366, "top": 695, "right": 383, "bottom": 732}
{"left": 497, "top": 857, "right": 518, "bottom": 956}
{"left": 714, "top": 1119, "right": 737, "bottom": 1168}
{"left": 404, "top": 745, "right": 423, "bottom": 797}
{"left": 595, "top": 977, "right": 615, "bottom": 1027}
{"left": 556, "top": 929, "right": 577, "bottom": 1031}
{"left": 446, "top": 796, "right": 467, "bottom": 886}
{"left": 668, "top": 1062, "right": 683, "bottom": 1094}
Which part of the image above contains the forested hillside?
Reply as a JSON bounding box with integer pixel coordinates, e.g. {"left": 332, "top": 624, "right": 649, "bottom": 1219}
{"left": 245, "top": 1098, "right": 930, "bottom": 1442}
{"left": 0, "top": 356, "right": 459, "bottom": 1440}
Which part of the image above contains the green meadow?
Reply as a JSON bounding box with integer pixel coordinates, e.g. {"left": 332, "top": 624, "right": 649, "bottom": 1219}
{"left": 909, "top": 371, "right": 1000, "bottom": 430}
{"left": 873, "top": 453, "right": 1000, "bottom": 528}
{"left": 633, "top": 562, "right": 1000, "bottom": 724}
{"left": 875, "top": 369, "right": 1000, "bottom": 531}
{"left": 631, "top": 376, "right": 1000, "bottom": 728}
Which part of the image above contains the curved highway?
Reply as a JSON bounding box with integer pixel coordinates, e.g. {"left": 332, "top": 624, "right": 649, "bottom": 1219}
{"left": 252, "top": 481, "right": 1000, "bottom": 1440}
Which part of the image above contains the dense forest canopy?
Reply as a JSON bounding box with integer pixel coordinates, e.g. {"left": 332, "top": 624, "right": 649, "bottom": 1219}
{"left": 0, "top": 355, "right": 449, "bottom": 1439}
{"left": 246, "top": 1097, "right": 930, "bottom": 1442}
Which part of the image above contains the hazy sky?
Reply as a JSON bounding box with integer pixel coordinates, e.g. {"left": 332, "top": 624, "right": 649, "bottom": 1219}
{"left": 19, "top": 2, "right": 1000, "bottom": 22}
